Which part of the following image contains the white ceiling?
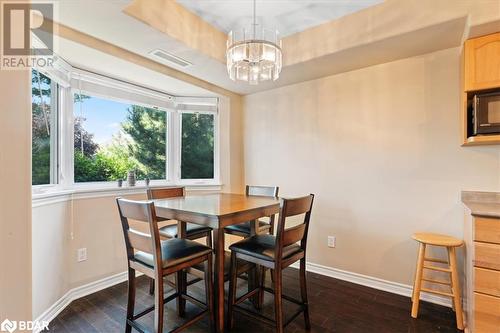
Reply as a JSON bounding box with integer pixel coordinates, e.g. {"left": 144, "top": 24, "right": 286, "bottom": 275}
{"left": 55, "top": 0, "right": 388, "bottom": 95}
{"left": 56, "top": 37, "right": 216, "bottom": 97}
{"left": 177, "top": 0, "right": 383, "bottom": 37}
{"left": 54, "top": 0, "right": 486, "bottom": 95}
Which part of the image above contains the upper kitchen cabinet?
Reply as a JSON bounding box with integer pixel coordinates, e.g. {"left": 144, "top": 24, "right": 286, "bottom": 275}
{"left": 465, "top": 32, "right": 500, "bottom": 92}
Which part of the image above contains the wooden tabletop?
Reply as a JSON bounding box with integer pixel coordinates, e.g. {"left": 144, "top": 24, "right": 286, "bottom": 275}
{"left": 153, "top": 193, "right": 280, "bottom": 228}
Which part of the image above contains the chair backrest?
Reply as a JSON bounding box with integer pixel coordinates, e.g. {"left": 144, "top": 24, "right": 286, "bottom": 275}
{"left": 116, "top": 198, "right": 162, "bottom": 268}
{"left": 147, "top": 187, "right": 185, "bottom": 200}
{"left": 246, "top": 185, "right": 279, "bottom": 198}
{"left": 275, "top": 194, "right": 315, "bottom": 259}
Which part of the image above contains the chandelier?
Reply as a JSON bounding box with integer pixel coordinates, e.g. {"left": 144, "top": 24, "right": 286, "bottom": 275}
{"left": 226, "top": 0, "right": 282, "bottom": 85}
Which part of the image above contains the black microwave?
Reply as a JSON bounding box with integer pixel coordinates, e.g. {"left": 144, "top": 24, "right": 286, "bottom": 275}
{"left": 472, "top": 92, "right": 500, "bottom": 135}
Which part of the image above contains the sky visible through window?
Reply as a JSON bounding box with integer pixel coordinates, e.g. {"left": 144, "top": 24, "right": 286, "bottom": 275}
{"left": 74, "top": 96, "right": 130, "bottom": 145}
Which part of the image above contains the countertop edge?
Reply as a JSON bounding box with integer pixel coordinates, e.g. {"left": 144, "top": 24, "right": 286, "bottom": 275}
{"left": 462, "top": 191, "right": 500, "bottom": 219}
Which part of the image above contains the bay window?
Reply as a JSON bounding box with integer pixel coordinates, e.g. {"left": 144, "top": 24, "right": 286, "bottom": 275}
{"left": 31, "top": 68, "right": 220, "bottom": 191}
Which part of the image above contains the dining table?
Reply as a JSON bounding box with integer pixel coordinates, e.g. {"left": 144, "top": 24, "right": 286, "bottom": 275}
{"left": 153, "top": 192, "right": 280, "bottom": 333}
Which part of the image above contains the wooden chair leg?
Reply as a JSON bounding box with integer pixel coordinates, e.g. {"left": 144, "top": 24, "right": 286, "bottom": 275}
{"left": 258, "top": 265, "right": 265, "bottom": 309}
{"left": 205, "top": 254, "right": 215, "bottom": 333}
{"left": 411, "top": 243, "right": 426, "bottom": 318}
{"left": 448, "top": 247, "right": 465, "bottom": 330}
{"left": 274, "top": 268, "right": 284, "bottom": 333}
{"left": 299, "top": 258, "right": 311, "bottom": 330}
{"left": 247, "top": 264, "right": 258, "bottom": 308}
{"left": 149, "top": 277, "right": 155, "bottom": 295}
{"left": 206, "top": 231, "right": 213, "bottom": 248}
{"left": 125, "top": 268, "right": 136, "bottom": 333}
{"left": 176, "top": 270, "right": 186, "bottom": 317}
{"left": 227, "top": 252, "right": 238, "bottom": 330}
{"left": 154, "top": 274, "right": 164, "bottom": 333}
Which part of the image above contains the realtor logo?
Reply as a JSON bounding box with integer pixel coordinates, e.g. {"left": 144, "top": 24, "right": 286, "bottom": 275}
{"left": 0, "top": 318, "right": 49, "bottom": 332}
{"left": 0, "top": 319, "right": 17, "bottom": 333}
{"left": 1, "top": 1, "right": 55, "bottom": 69}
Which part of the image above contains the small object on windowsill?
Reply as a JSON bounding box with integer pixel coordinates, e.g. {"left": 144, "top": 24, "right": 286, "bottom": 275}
{"left": 145, "top": 178, "right": 150, "bottom": 187}
{"left": 127, "top": 170, "right": 136, "bottom": 187}
{"left": 117, "top": 179, "right": 123, "bottom": 187}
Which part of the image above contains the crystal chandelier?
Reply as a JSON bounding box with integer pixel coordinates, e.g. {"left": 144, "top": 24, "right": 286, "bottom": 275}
{"left": 226, "top": 0, "right": 282, "bottom": 85}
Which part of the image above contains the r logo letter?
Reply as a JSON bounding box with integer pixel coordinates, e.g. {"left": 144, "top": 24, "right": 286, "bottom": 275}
{"left": 2, "top": 2, "right": 53, "bottom": 56}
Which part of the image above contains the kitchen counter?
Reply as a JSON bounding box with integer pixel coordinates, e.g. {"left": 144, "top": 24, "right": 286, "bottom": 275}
{"left": 462, "top": 191, "right": 500, "bottom": 333}
{"left": 462, "top": 191, "right": 500, "bottom": 219}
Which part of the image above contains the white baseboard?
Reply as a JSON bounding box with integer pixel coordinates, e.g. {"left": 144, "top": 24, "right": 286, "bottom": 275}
{"left": 33, "top": 271, "right": 131, "bottom": 333}
{"left": 291, "top": 261, "right": 452, "bottom": 308}
{"left": 34, "top": 262, "right": 451, "bottom": 333}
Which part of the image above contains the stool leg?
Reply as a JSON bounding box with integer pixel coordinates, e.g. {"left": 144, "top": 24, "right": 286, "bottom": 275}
{"left": 447, "top": 250, "right": 456, "bottom": 312}
{"left": 448, "top": 247, "right": 464, "bottom": 330}
{"left": 411, "top": 243, "right": 426, "bottom": 318}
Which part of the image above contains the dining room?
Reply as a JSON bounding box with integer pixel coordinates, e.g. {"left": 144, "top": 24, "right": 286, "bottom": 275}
{"left": 1, "top": 0, "right": 500, "bottom": 333}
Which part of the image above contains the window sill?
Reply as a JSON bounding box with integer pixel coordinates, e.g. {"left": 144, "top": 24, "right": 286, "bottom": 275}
{"left": 32, "top": 182, "right": 223, "bottom": 207}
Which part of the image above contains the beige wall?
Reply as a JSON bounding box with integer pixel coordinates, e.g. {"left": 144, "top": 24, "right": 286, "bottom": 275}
{"left": 0, "top": 69, "right": 32, "bottom": 324}
{"left": 32, "top": 201, "right": 71, "bottom": 317}
{"left": 243, "top": 47, "right": 500, "bottom": 286}
{"left": 32, "top": 193, "right": 143, "bottom": 318}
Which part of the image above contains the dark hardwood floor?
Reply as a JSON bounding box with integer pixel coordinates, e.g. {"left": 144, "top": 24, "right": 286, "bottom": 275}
{"left": 44, "top": 268, "right": 462, "bottom": 333}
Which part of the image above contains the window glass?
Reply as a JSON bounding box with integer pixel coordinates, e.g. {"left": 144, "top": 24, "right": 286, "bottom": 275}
{"left": 181, "top": 113, "right": 215, "bottom": 179}
{"left": 32, "top": 70, "right": 57, "bottom": 185}
{"left": 73, "top": 94, "right": 167, "bottom": 182}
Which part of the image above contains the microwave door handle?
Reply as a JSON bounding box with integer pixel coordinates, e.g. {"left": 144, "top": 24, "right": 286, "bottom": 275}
{"left": 473, "top": 95, "right": 479, "bottom": 135}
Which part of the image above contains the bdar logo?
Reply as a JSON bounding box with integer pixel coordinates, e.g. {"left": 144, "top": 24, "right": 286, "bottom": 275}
{"left": 0, "top": 319, "right": 17, "bottom": 333}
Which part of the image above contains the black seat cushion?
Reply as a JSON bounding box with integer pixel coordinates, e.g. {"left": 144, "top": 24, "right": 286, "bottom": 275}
{"left": 225, "top": 220, "right": 271, "bottom": 235}
{"left": 134, "top": 238, "right": 212, "bottom": 269}
{"left": 229, "top": 234, "right": 303, "bottom": 262}
{"left": 192, "top": 251, "right": 254, "bottom": 280}
{"left": 159, "top": 223, "right": 212, "bottom": 239}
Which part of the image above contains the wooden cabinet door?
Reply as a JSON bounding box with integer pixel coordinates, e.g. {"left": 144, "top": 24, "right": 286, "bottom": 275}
{"left": 465, "top": 32, "right": 500, "bottom": 91}
{"left": 474, "top": 292, "right": 500, "bottom": 333}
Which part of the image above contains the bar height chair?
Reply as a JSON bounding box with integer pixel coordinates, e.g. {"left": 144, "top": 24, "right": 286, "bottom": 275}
{"left": 116, "top": 198, "right": 214, "bottom": 333}
{"left": 225, "top": 185, "right": 279, "bottom": 237}
{"left": 147, "top": 187, "right": 213, "bottom": 295}
{"left": 147, "top": 187, "right": 213, "bottom": 246}
{"left": 227, "top": 194, "right": 315, "bottom": 333}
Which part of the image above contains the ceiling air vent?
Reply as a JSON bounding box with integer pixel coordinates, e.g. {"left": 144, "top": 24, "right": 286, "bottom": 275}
{"left": 149, "top": 49, "right": 192, "bottom": 68}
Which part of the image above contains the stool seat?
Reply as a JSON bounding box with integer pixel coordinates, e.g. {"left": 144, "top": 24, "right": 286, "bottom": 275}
{"left": 412, "top": 232, "right": 463, "bottom": 247}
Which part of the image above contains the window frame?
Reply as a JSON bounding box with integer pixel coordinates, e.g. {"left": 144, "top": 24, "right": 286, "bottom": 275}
{"left": 70, "top": 89, "right": 173, "bottom": 186}
{"left": 31, "top": 69, "right": 60, "bottom": 189}
{"left": 176, "top": 110, "right": 220, "bottom": 185}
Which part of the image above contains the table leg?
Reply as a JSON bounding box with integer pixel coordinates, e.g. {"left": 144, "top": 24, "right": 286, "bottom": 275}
{"left": 177, "top": 221, "right": 187, "bottom": 317}
{"left": 213, "top": 227, "right": 225, "bottom": 332}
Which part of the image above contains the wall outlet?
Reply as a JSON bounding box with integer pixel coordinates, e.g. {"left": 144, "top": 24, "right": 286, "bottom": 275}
{"left": 327, "top": 236, "right": 336, "bottom": 248}
{"left": 77, "top": 248, "right": 87, "bottom": 262}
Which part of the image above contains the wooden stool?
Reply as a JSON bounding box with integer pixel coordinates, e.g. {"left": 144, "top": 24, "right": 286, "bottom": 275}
{"left": 411, "top": 232, "right": 464, "bottom": 330}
